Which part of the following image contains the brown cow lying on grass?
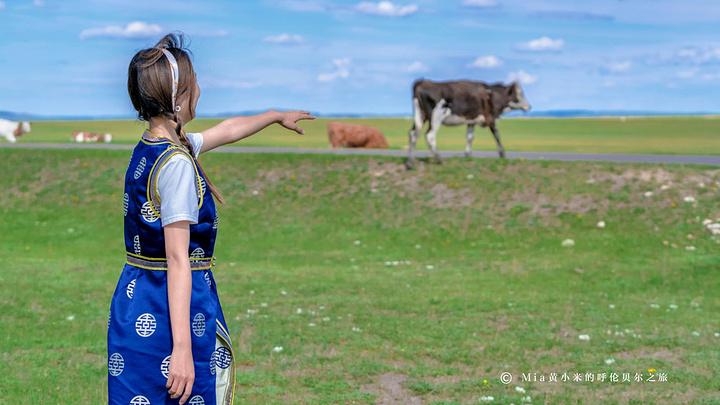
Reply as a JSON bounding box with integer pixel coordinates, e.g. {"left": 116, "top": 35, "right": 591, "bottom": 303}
{"left": 327, "top": 121, "right": 388, "bottom": 148}
{"left": 73, "top": 131, "right": 113, "bottom": 142}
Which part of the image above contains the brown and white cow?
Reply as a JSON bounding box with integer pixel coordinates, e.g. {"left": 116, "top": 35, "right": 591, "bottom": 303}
{"left": 0, "top": 119, "right": 31, "bottom": 143}
{"left": 328, "top": 121, "right": 389, "bottom": 148}
{"left": 407, "top": 80, "right": 531, "bottom": 169}
{"left": 73, "top": 131, "right": 113, "bottom": 143}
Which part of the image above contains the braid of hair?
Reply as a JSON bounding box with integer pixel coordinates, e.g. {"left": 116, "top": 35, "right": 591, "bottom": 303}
{"left": 171, "top": 112, "right": 225, "bottom": 205}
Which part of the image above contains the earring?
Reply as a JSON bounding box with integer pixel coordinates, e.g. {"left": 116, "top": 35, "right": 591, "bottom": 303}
{"left": 175, "top": 106, "right": 182, "bottom": 112}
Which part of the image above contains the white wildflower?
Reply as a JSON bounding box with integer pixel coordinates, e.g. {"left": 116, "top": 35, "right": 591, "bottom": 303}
{"left": 609, "top": 304, "right": 615, "bottom": 309}
{"left": 714, "top": 332, "right": 719, "bottom": 338}
{"left": 352, "top": 326, "right": 362, "bottom": 332}
{"left": 691, "top": 302, "right": 700, "bottom": 308}
{"left": 354, "top": 240, "right": 361, "bottom": 245}
{"left": 604, "top": 358, "right": 615, "bottom": 365}
{"left": 578, "top": 334, "right": 590, "bottom": 341}
{"left": 660, "top": 184, "right": 671, "bottom": 190}
{"left": 296, "top": 308, "right": 303, "bottom": 314}
{"left": 67, "top": 228, "right": 75, "bottom": 233}
{"left": 308, "top": 323, "right": 316, "bottom": 327}
{"left": 479, "top": 396, "right": 494, "bottom": 402}
{"left": 466, "top": 174, "right": 475, "bottom": 179}
{"left": 66, "top": 315, "right": 75, "bottom": 321}
{"left": 685, "top": 246, "right": 696, "bottom": 251}
{"left": 650, "top": 303, "right": 660, "bottom": 308}
{"left": 522, "top": 396, "right": 532, "bottom": 403}
{"left": 698, "top": 182, "right": 706, "bottom": 188}
{"left": 692, "top": 331, "right": 700, "bottom": 336}
{"left": 272, "top": 346, "right": 283, "bottom": 353}
{"left": 280, "top": 290, "right": 287, "bottom": 296}
{"left": 261, "top": 302, "right": 268, "bottom": 307}
{"left": 415, "top": 244, "right": 421, "bottom": 249}
{"left": 644, "top": 191, "right": 654, "bottom": 197}
{"left": 515, "top": 386, "right": 526, "bottom": 393}
{"left": 684, "top": 196, "right": 697, "bottom": 203}
{"left": 249, "top": 290, "right": 255, "bottom": 295}
{"left": 319, "top": 305, "right": 325, "bottom": 311}
{"left": 703, "top": 219, "right": 712, "bottom": 226}
{"left": 252, "top": 190, "right": 259, "bottom": 195}
{"left": 322, "top": 317, "right": 331, "bottom": 322}
{"left": 561, "top": 239, "right": 575, "bottom": 247}
{"left": 596, "top": 221, "right": 606, "bottom": 228}
{"left": 669, "top": 304, "right": 678, "bottom": 310}
{"left": 426, "top": 265, "right": 434, "bottom": 270}
{"left": 392, "top": 261, "right": 399, "bottom": 266}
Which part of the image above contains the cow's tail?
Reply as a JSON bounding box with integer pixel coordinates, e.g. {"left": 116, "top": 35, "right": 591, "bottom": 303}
{"left": 411, "top": 80, "right": 426, "bottom": 132}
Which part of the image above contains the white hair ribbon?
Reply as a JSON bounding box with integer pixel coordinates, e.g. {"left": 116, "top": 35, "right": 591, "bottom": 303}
{"left": 161, "top": 49, "right": 180, "bottom": 112}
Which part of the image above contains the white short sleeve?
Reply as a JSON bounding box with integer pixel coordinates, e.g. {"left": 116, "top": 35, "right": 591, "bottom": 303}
{"left": 186, "top": 132, "right": 203, "bottom": 158}
{"left": 156, "top": 133, "right": 204, "bottom": 227}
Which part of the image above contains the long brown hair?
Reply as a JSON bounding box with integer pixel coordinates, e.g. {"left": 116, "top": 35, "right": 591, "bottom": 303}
{"left": 127, "top": 32, "right": 224, "bottom": 204}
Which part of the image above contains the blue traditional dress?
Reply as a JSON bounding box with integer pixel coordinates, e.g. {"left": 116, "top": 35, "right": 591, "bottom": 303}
{"left": 108, "top": 132, "right": 234, "bottom": 405}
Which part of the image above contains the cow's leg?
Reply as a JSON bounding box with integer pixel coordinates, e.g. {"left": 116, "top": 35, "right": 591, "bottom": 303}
{"left": 425, "top": 100, "right": 449, "bottom": 164}
{"left": 406, "top": 97, "right": 424, "bottom": 169}
{"left": 464, "top": 124, "right": 475, "bottom": 157}
{"left": 489, "top": 123, "right": 506, "bottom": 159}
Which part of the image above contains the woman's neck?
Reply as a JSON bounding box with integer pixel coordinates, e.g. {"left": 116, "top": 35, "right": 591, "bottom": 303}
{"left": 147, "top": 117, "right": 181, "bottom": 143}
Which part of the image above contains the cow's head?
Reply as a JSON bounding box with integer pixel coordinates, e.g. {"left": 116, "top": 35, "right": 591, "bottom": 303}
{"left": 505, "top": 82, "right": 531, "bottom": 112}
{"left": 14, "top": 122, "right": 31, "bottom": 138}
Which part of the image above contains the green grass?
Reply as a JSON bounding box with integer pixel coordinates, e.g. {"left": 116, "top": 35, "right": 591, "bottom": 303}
{"left": 1, "top": 149, "right": 719, "bottom": 404}
{"left": 9, "top": 115, "right": 720, "bottom": 155}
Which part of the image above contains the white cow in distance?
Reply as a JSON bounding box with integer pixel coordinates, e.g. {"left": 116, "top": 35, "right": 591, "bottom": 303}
{"left": 0, "top": 119, "right": 31, "bottom": 143}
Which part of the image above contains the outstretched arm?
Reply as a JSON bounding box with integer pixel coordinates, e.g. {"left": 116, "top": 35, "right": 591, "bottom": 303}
{"left": 199, "top": 110, "right": 315, "bottom": 153}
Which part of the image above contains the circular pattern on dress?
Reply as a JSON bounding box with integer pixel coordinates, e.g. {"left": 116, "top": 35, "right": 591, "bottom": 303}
{"left": 160, "top": 355, "right": 171, "bottom": 378}
{"left": 189, "top": 395, "right": 205, "bottom": 405}
{"left": 130, "top": 395, "right": 150, "bottom": 405}
{"left": 123, "top": 193, "right": 129, "bottom": 216}
{"left": 213, "top": 347, "right": 232, "bottom": 369}
{"left": 140, "top": 201, "right": 159, "bottom": 223}
{"left": 133, "top": 157, "right": 147, "bottom": 179}
{"left": 135, "top": 313, "right": 156, "bottom": 337}
{"left": 190, "top": 247, "right": 205, "bottom": 258}
{"left": 126, "top": 279, "right": 136, "bottom": 299}
{"left": 108, "top": 353, "right": 124, "bottom": 376}
{"left": 192, "top": 313, "right": 206, "bottom": 337}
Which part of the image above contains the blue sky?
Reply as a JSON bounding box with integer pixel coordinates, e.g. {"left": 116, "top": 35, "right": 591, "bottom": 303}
{"left": 2, "top": 0, "right": 720, "bottom": 117}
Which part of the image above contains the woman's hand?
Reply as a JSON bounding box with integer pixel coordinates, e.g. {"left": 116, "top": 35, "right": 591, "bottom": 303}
{"left": 166, "top": 345, "right": 195, "bottom": 404}
{"left": 276, "top": 110, "right": 315, "bottom": 135}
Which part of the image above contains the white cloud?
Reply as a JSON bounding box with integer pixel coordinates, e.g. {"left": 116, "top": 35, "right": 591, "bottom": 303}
{"left": 355, "top": 1, "right": 418, "bottom": 17}
{"left": 318, "top": 58, "right": 351, "bottom": 82}
{"left": 263, "top": 33, "right": 305, "bottom": 45}
{"left": 677, "top": 67, "right": 699, "bottom": 78}
{"left": 702, "top": 71, "right": 720, "bottom": 81}
{"left": 462, "top": 0, "right": 497, "bottom": 7}
{"left": 506, "top": 70, "right": 537, "bottom": 84}
{"left": 468, "top": 55, "right": 502, "bottom": 68}
{"left": 79, "top": 21, "right": 162, "bottom": 40}
{"left": 407, "top": 61, "right": 428, "bottom": 73}
{"left": 608, "top": 61, "right": 631, "bottom": 73}
{"left": 517, "top": 36, "right": 564, "bottom": 52}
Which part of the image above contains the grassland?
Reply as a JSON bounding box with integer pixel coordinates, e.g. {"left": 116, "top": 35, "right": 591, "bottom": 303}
{"left": 9, "top": 115, "right": 720, "bottom": 155}
{"left": 1, "top": 148, "right": 719, "bottom": 404}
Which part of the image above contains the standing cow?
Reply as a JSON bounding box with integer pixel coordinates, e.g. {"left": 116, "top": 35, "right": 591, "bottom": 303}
{"left": 406, "top": 80, "right": 531, "bottom": 169}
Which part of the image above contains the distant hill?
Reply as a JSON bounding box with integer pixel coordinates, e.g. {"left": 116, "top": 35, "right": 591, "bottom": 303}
{"left": 1, "top": 109, "right": 717, "bottom": 121}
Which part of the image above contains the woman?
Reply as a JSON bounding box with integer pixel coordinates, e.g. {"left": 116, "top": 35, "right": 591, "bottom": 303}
{"left": 108, "top": 33, "right": 313, "bottom": 405}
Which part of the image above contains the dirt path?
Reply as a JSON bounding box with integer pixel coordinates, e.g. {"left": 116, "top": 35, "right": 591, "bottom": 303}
{"left": 2, "top": 142, "right": 718, "bottom": 166}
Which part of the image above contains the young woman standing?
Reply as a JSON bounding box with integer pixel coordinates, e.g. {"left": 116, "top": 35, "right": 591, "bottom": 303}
{"left": 108, "top": 33, "right": 313, "bottom": 405}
